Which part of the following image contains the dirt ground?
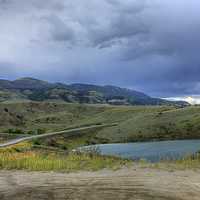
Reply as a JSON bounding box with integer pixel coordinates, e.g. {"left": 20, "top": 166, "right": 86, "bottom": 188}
{"left": 0, "top": 167, "right": 200, "bottom": 200}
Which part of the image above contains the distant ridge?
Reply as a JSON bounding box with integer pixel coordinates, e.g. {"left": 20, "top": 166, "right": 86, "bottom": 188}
{"left": 0, "top": 77, "right": 189, "bottom": 106}
{"left": 0, "top": 77, "right": 53, "bottom": 90}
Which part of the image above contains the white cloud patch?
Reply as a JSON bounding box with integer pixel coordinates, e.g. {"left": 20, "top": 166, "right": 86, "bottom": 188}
{"left": 164, "top": 96, "right": 200, "bottom": 105}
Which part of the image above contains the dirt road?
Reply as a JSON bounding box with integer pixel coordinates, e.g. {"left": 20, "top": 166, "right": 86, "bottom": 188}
{"left": 0, "top": 123, "right": 117, "bottom": 148}
{"left": 0, "top": 167, "right": 200, "bottom": 200}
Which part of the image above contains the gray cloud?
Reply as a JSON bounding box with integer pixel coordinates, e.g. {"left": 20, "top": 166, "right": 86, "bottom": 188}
{"left": 0, "top": 0, "right": 200, "bottom": 97}
{"left": 42, "top": 15, "right": 76, "bottom": 45}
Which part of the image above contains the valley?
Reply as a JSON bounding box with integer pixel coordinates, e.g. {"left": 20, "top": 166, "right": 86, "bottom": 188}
{"left": 0, "top": 96, "right": 200, "bottom": 200}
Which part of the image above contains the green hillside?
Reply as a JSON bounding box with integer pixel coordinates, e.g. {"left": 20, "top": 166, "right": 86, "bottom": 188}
{"left": 0, "top": 77, "right": 189, "bottom": 106}
{"left": 0, "top": 102, "right": 199, "bottom": 150}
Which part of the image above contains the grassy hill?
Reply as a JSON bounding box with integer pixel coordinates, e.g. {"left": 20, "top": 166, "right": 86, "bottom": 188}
{"left": 0, "top": 77, "right": 189, "bottom": 106}
{"left": 0, "top": 102, "right": 199, "bottom": 150}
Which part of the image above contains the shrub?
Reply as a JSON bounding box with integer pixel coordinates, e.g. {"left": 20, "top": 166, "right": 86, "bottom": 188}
{"left": 32, "top": 139, "right": 41, "bottom": 146}
{"left": 7, "top": 129, "right": 25, "bottom": 134}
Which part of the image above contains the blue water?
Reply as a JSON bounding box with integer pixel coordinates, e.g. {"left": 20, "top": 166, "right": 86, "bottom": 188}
{"left": 80, "top": 140, "right": 200, "bottom": 162}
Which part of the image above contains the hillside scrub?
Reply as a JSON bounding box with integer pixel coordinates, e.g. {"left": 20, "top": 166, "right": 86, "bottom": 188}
{"left": 0, "top": 102, "right": 200, "bottom": 145}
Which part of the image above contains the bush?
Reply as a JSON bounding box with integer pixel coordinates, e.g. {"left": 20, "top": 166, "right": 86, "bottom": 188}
{"left": 7, "top": 129, "right": 25, "bottom": 134}
{"left": 32, "top": 139, "right": 41, "bottom": 145}
{"left": 27, "top": 130, "right": 35, "bottom": 135}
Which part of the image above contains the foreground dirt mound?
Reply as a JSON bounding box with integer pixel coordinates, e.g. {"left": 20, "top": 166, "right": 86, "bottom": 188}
{"left": 0, "top": 167, "right": 200, "bottom": 200}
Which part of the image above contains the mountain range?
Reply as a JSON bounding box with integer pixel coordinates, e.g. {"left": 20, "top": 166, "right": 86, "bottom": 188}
{"left": 0, "top": 77, "right": 189, "bottom": 106}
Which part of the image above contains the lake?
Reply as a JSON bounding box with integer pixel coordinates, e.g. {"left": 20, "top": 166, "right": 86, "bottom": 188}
{"left": 80, "top": 140, "right": 200, "bottom": 162}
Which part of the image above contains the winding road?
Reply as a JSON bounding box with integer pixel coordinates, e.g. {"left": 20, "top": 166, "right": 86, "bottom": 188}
{"left": 0, "top": 123, "right": 117, "bottom": 148}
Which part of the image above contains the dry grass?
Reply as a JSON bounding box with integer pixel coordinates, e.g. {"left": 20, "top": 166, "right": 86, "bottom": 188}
{"left": 0, "top": 144, "right": 131, "bottom": 172}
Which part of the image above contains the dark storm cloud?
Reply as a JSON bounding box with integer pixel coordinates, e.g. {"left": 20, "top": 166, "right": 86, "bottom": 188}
{"left": 0, "top": 0, "right": 200, "bottom": 97}
{"left": 42, "top": 15, "right": 76, "bottom": 44}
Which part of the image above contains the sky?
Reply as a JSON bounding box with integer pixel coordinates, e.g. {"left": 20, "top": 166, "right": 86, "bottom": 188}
{"left": 0, "top": 0, "right": 200, "bottom": 98}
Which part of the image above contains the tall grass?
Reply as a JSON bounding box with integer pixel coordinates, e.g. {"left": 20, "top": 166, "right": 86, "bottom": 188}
{"left": 0, "top": 150, "right": 130, "bottom": 171}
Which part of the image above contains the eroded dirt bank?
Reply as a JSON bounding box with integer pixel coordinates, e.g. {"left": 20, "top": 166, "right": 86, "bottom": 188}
{"left": 0, "top": 167, "right": 200, "bottom": 200}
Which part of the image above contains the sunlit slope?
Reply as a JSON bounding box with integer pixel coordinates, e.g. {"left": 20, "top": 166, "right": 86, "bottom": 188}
{"left": 95, "top": 106, "right": 200, "bottom": 142}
